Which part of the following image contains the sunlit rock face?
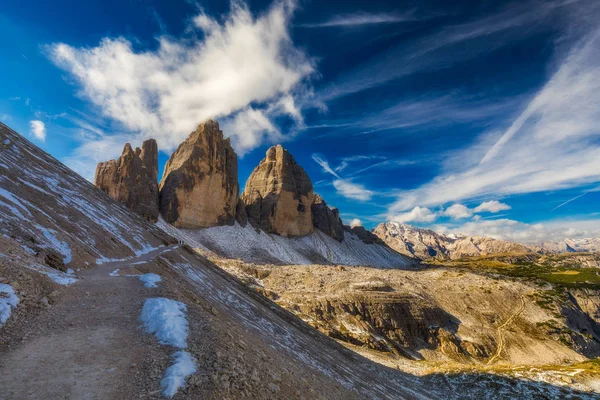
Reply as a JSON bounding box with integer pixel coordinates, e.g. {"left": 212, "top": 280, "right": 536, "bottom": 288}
{"left": 159, "top": 120, "right": 239, "bottom": 229}
{"left": 242, "top": 145, "right": 314, "bottom": 237}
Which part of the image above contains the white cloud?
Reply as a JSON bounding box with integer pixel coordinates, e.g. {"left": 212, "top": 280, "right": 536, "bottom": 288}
{"left": 0, "top": 114, "right": 11, "bottom": 122}
{"left": 474, "top": 200, "right": 511, "bottom": 213}
{"left": 48, "top": 0, "right": 314, "bottom": 175}
{"left": 389, "top": 28, "right": 600, "bottom": 215}
{"left": 299, "top": 12, "right": 416, "bottom": 28}
{"left": 438, "top": 218, "right": 600, "bottom": 244}
{"left": 349, "top": 218, "right": 362, "bottom": 228}
{"left": 391, "top": 206, "right": 437, "bottom": 223}
{"left": 29, "top": 120, "right": 46, "bottom": 141}
{"left": 333, "top": 179, "right": 374, "bottom": 201}
{"left": 443, "top": 203, "right": 472, "bottom": 219}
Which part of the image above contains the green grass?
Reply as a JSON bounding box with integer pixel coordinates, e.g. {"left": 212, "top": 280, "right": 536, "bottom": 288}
{"left": 435, "top": 253, "right": 600, "bottom": 289}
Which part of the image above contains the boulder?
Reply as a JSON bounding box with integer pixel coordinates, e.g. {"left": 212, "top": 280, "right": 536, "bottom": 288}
{"left": 311, "top": 194, "right": 344, "bottom": 241}
{"left": 242, "top": 145, "right": 313, "bottom": 237}
{"left": 159, "top": 120, "right": 238, "bottom": 228}
{"left": 94, "top": 139, "right": 159, "bottom": 221}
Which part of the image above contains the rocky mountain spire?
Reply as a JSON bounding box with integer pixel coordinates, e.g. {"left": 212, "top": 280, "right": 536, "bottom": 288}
{"left": 159, "top": 120, "right": 239, "bottom": 228}
{"left": 242, "top": 145, "right": 314, "bottom": 237}
{"left": 94, "top": 139, "right": 159, "bottom": 221}
{"left": 311, "top": 194, "right": 344, "bottom": 241}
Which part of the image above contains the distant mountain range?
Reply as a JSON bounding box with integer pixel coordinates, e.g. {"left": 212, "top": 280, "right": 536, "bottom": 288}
{"left": 372, "top": 222, "right": 600, "bottom": 260}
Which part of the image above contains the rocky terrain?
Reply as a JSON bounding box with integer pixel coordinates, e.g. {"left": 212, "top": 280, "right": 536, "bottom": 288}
{"left": 206, "top": 253, "right": 600, "bottom": 394}
{"left": 159, "top": 120, "right": 239, "bottom": 229}
{"left": 242, "top": 145, "right": 314, "bottom": 237}
{"left": 374, "top": 222, "right": 535, "bottom": 260}
{"left": 373, "top": 222, "right": 600, "bottom": 261}
{"left": 2, "top": 120, "right": 600, "bottom": 399}
{"left": 161, "top": 219, "right": 414, "bottom": 268}
{"left": 0, "top": 122, "right": 435, "bottom": 399}
{"left": 95, "top": 139, "right": 160, "bottom": 221}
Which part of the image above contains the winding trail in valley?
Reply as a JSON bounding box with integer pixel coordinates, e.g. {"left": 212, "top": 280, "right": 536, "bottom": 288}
{"left": 487, "top": 295, "right": 527, "bottom": 366}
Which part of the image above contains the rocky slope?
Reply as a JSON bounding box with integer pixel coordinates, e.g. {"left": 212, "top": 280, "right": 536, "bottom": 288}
{"left": 0, "top": 122, "right": 437, "bottom": 400}
{"left": 159, "top": 120, "right": 238, "bottom": 229}
{"left": 538, "top": 238, "right": 600, "bottom": 253}
{"left": 95, "top": 139, "right": 159, "bottom": 221}
{"left": 2, "top": 122, "right": 599, "bottom": 398}
{"left": 242, "top": 145, "right": 314, "bottom": 237}
{"left": 159, "top": 219, "right": 415, "bottom": 268}
{"left": 213, "top": 256, "right": 600, "bottom": 369}
{"left": 373, "top": 222, "right": 533, "bottom": 260}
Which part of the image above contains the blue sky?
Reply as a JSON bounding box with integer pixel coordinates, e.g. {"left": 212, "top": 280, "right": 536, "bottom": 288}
{"left": 2, "top": 0, "right": 600, "bottom": 242}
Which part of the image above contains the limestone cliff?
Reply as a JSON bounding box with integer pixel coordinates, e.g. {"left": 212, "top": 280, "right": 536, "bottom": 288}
{"left": 94, "top": 139, "right": 159, "bottom": 221}
{"left": 242, "top": 145, "right": 313, "bottom": 237}
{"left": 159, "top": 120, "right": 238, "bottom": 229}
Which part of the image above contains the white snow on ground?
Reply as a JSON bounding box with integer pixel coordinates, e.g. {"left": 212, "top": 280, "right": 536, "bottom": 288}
{"left": 160, "top": 351, "right": 197, "bottom": 398}
{"left": 96, "top": 245, "right": 166, "bottom": 265}
{"left": 140, "top": 298, "right": 189, "bottom": 348}
{"left": 138, "top": 273, "right": 161, "bottom": 288}
{"left": 140, "top": 297, "right": 196, "bottom": 398}
{"left": 109, "top": 269, "right": 120, "bottom": 277}
{"left": 46, "top": 269, "right": 78, "bottom": 285}
{"left": 20, "top": 263, "right": 78, "bottom": 286}
{"left": 0, "top": 283, "right": 19, "bottom": 327}
{"left": 39, "top": 227, "right": 72, "bottom": 264}
{"left": 46, "top": 273, "right": 77, "bottom": 285}
{"left": 160, "top": 220, "right": 414, "bottom": 268}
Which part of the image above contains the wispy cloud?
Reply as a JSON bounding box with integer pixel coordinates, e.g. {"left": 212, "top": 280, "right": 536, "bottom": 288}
{"left": 551, "top": 185, "right": 600, "bottom": 211}
{"left": 312, "top": 154, "right": 342, "bottom": 179}
{"left": 299, "top": 11, "right": 416, "bottom": 28}
{"left": 48, "top": 0, "right": 314, "bottom": 177}
{"left": 312, "top": 153, "right": 376, "bottom": 201}
{"left": 388, "top": 27, "right": 600, "bottom": 217}
{"left": 320, "top": 0, "right": 585, "bottom": 101}
{"left": 332, "top": 179, "right": 374, "bottom": 201}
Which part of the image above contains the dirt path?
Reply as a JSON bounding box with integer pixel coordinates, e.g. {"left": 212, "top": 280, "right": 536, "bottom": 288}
{"left": 0, "top": 246, "right": 176, "bottom": 400}
{"left": 487, "top": 295, "right": 526, "bottom": 365}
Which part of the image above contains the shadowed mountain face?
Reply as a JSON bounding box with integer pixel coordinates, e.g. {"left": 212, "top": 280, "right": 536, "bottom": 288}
{"left": 95, "top": 139, "right": 159, "bottom": 222}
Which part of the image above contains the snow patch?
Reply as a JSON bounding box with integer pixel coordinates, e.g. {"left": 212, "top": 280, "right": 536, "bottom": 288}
{"left": 138, "top": 273, "right": 161, "bottom": 288}
{"left": 140, "top": 297, "right": 196, "bottom": 398}
{"left": 160, "top": 351, "right": 197, "bottom": 398}
{"left": 39, "top": 227, "right": 72, "bottom": 264}
{"left": 140, "top": 298, "right": 188, "bottom": 348}
{"left": 0, "top": 283, "right": 19, "bottom": 326}
{"left": 47, "top": 269, "right": 78, "bottom": 285}
{"left": 109, "top": 269, "right": 120, "bottom": 277}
